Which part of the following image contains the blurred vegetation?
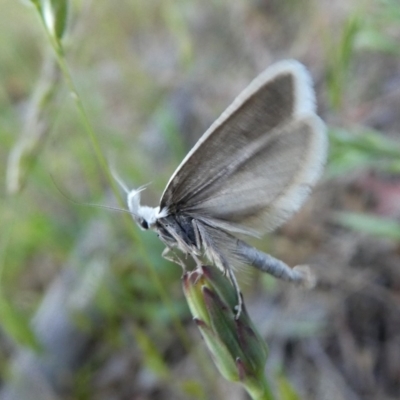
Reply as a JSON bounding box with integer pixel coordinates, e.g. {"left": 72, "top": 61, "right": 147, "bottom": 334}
{"left": 1, "top": 0, "right": 400, "bottom": 399}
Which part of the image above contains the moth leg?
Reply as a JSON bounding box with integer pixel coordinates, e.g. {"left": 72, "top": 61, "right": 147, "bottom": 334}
{"left": 226, "top": 267, "right": 243, "bottom": 319}
{"left": 235, "top": 239, "right": 316, "bottom": 288}
{"left": 188, "top": 251, "right": 203, "bottom": 269}
{"left": 191, "top": 219, "right": 202, "bottom": 252}
{"left": 189, "top": 219, "right": 205, "bottom": 268}
{"left": 213, "top": 262, "right": 243, "bottom": 318}
{"left": 194, "top": 221, "right": 243, "bottom": 318}
{"left": 161, "top": 247, "right": 187, "bottom": 271}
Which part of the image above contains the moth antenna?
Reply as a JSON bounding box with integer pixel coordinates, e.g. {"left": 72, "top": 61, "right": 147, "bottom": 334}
{"left": 50, "top": 174, "right": 133, "bottom": 215}
{"left": 110, "top": 166, "right": 130, "bottom": 194}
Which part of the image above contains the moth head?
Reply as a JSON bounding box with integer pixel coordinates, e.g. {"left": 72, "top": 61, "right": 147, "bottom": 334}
{"left": 127, "top": 188, "right": 159, "bottom": 230}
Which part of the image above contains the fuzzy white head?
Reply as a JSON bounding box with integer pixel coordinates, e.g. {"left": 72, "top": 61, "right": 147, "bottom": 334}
{"left": 126, "top": 189, "right": 160, "bottom": 230}
{"left": 111, "top": 170, "right": 165, "bottom": 230}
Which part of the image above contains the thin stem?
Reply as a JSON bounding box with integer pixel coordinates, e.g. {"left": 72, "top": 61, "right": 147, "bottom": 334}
{"left": 34, "top": 9, "right": 215, "bottom": 388}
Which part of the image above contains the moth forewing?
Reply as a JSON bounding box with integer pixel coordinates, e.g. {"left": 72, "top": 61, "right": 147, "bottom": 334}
{"left": 266, "top": 115, "right": 327, "bottom": 229}
{"left": 177, "top": 115, "right": 327, "bottom": 237}
{"left": 159, "top": 60, "right": 318, "bottom": 211}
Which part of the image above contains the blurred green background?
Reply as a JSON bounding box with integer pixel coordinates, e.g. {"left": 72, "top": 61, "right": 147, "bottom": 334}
{"left": 1, "top": 0, "right": 400, "bottom": 399}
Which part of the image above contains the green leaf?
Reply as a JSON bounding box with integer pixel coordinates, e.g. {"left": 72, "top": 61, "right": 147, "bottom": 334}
{"left": 0, "top": 233, "right": 40, "bottom": 350}
{"left": 180, "top": 379, "right": 207, "bottom": 400}
{"left": 328, "top": 128, "right": 400, "bottom": 178}
{"left": 0, "top": 295, "right": 40, "bottom": 350}
{"left": 133, "top": 326, "right": 169, "bottom": 379}
{"left": 356, "top": 29, "right": 400, "bottom": 54}
{"left": 195, "top": 318, "right": 239, "bottom": 381}
{"left": 276, "top": 372, "right": 302, "bottom": 400}
{"left": 28, "top": 0, "right": 41, "bottom": 7}
{"left": 40, "top": 0, "right": 69, "bottom": 41}
{"left": 335, "top": 212, "right": 400, "bottom": 241}
{"left": 325, "top": 15, "right": 361, "bottom": 109}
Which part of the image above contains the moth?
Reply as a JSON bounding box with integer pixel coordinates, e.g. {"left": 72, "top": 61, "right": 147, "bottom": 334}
{"left": 122, "top": 60, "right": 327, "bottom": 307}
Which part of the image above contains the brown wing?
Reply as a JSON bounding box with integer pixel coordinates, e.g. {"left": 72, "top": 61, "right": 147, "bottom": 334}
{"left": 159, "top": 60, "right": 327, "bottom": 237}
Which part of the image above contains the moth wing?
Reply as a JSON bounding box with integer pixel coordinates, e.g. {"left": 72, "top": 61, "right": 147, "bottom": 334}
{"left": 159, "top": 60, "right": 327, "bottom": 236}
